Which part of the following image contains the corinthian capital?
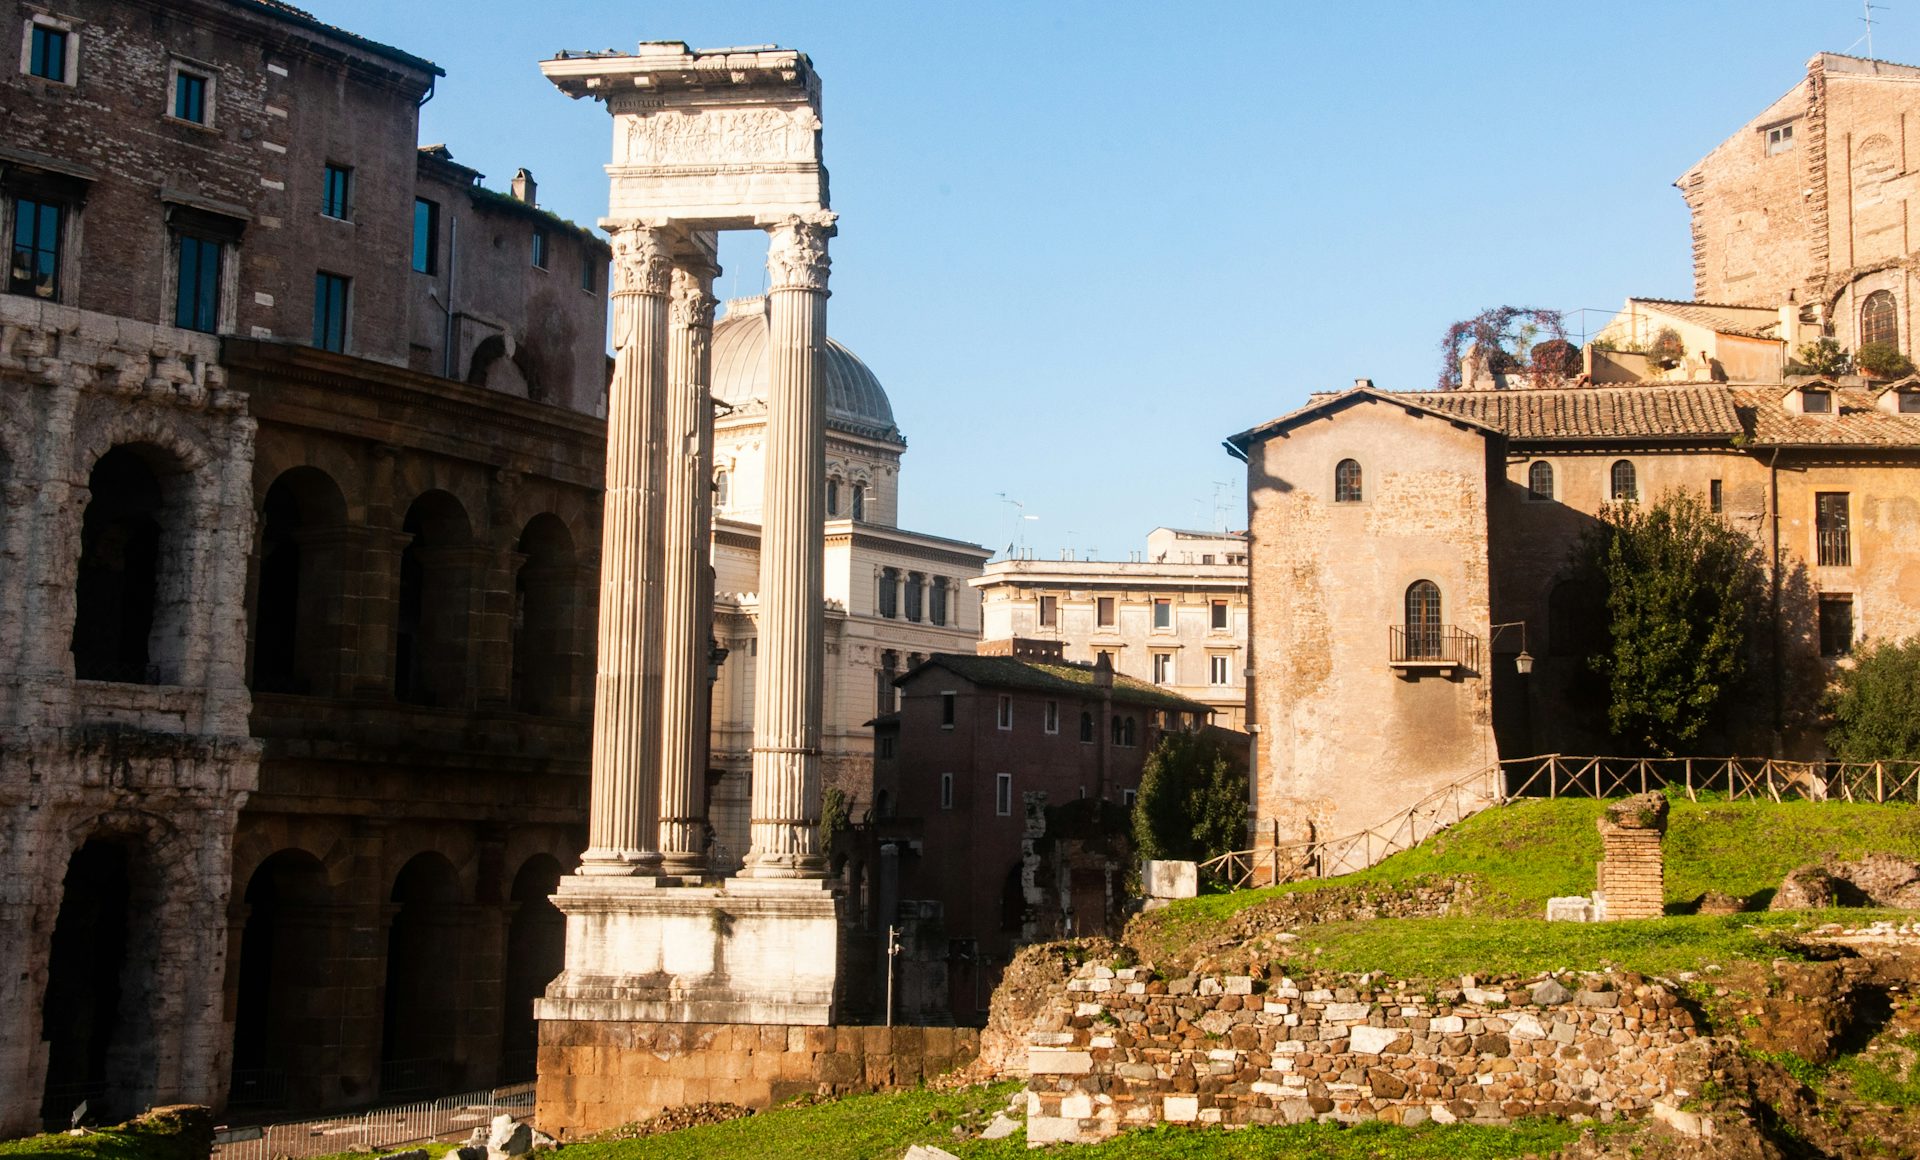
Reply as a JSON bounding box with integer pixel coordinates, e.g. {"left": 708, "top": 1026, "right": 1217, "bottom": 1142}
{"left": 764, "top": 214, "right": 835, "bottom": 292}
{"left": 609, "top": 223, "right": 672, "bottom": 295}
{"left": 669, "top": 266, "right": 717, "bottom": 329}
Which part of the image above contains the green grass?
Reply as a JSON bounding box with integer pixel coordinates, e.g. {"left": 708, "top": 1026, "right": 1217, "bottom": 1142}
{"left": 0, "top": 1110, "right": 206, "bottom": 1160}
{"left": 1829, "top": 1035, "right": 1920, "bottom": 1108}
{"left": 555, "top": 1084, "right": 1609, "bottom": 1160}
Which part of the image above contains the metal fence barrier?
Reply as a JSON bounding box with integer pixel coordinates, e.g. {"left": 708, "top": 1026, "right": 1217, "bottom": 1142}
{"left": 212, "top": 1082, "right": 535, "bottom": 1160}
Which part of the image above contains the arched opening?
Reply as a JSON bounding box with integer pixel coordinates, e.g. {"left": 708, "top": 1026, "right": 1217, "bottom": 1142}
{"left": 511, "top": 515, "right": 576, "bottom": 716}
{"left": 1527, "top": 460, "right": 1554, "bottom": 501}
{"left": 40, "top": 837, "right": 163, "bottom": 1127}
{"left": 252, "top": 468, "right": 348, "bottom": 696}
{"left": 72, "top": 446, "right": 187, "bottom": 684}
{"left": 1404, "top": 580, "right": 1442, "bottom": 659}
{"left": 1862, "top": 288, "right": 1898, "bottom": 350}
{"left": 1334, "top": 458, "right": 1362, "bottom": 503}
{"left": 231, "top": 851, "right": 330, "bottom": 1113}
{"left": 1609, "top": 460, "right": 1638, "bottom": 503}
{"left": 499, "top": 856, "right": 564, "bottom": 1082}
{"left": 380, "top": 853, "right": 463, "bottom": 1098}
{"left": 395, "top": 492, "right": 472, "bottom": 707}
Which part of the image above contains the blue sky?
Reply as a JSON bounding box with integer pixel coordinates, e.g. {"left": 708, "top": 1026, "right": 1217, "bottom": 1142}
{"left": 315, "top": 1, "right": 1908, "bottom": 559}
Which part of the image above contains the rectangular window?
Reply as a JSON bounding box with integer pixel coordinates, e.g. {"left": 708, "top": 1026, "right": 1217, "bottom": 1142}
{"left": 1766, "top": 123, "right": 1794, "bottom": 155}
{"left": 878, "top": 735, "right": 895, "bottom": 759}
{"left": 940, "top": 691, "right": 956, "bottom": 728}
{"left": 878, "top": 568, "right": 898, "bottom": 619}
{"left": 904, "top": 574, "right": 924, "bottom": 623}
{"left": 1210, "top": 600, "right": 1228, "bottom": 631}
{"left": 1096, "top": 596, "right": 1115, "bottom": 628}
{"left": 580, "top": 254, "right": 596, "bottom": 292}
{"left": 174, "top": 235, "right": 221, "bottom": 332}
{"left": 940, "top": 772, "right": 954, "bottom": 810}
{"left": 321, "top": 164, "right": 352, "bottom": 219}
{"left": 312, "top": 271, "right": 349, "bottom": 352}
{"left": 1210, "top": 655, "right": 1230, "bottom": 686}
{"left": 412, "top": 198, "right": 439, "bottom": 274}
{"left": 1709, "top": 479, "right": 1724, "bottom": 514}
{"left": 1816, "top": 493, "right": 1852, "bottom": 567}
{"left": 1043, "top": 700, "right": 1059, "bottom": 734}
{"left": 531, "top": 229, "right": 549, "bottom": 269}
{"left": 1152, "top": 652, "right": 1173, "bottom": 685}
{"left": 996, "top": 694, "right": 1012, "bottom": 731}
{"left": 1802, "top": 388, "right": 1833, "bottom": 414}
{"left": 1900, "top": 391, "right": 1920, "bottom": 414}
{"left": 28, "top": 23, "right": 67, "bottom": 82}
{"left": 9, "top": 196, "right": 62, "bottom": 300}
{"left": 173, "top": 69, "right": 208, "bottom": 123}
{"left": 1122, "top": 788, "right": 1137, "bottom": 808}
{"left": 1152, "top": 599, "right": 1172, "bottom": 630}
{"left": 1819, "top": 595, "right": 1854, "bottom": 657}
{"left": 995, "top": 773, "right": 1012, "bottom": 817}
{"left": 930, "top": 578, "right": 948, "bottom": 627}
{"left": 1038, "top": 594, "right": 1058, "bottom": 627}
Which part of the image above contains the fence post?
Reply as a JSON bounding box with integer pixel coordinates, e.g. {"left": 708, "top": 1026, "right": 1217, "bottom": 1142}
{"left": 1639, "top": 759, "right": 1647, "bottom": 795}
{"left": 1877, "top": 761, "right": 1885, "bottom": 803}
{"left": 1549, "top": 758, "right": 1557, "bottom": 799}
{"left": 1685, "top": 758, "right": 1694, "bottom": 801}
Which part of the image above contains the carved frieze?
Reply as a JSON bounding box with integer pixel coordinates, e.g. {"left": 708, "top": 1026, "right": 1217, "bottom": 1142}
{"left": 621, "top": 106, "right": 821, "bottom": 168}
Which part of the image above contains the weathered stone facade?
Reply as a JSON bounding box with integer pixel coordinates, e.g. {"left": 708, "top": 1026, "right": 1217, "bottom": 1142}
{"left": 1024, "top": 963, "right": 1699, "bottom": 1144}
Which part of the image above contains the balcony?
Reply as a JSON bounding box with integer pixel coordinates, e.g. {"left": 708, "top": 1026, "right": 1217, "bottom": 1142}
{"left": 1388, "top": 625, "right": 1480, "bottom": 676}
{"left": 1816, "top": 528, "right": 1852, "bottom": 568}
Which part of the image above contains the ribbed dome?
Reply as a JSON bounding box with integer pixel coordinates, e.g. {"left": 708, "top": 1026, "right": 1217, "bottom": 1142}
{"left": 710, "top": 297, "right": 900, "bottom": 442}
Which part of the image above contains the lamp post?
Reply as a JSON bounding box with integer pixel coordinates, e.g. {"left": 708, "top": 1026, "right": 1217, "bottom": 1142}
{"left": 1489, "top": 621, "right": 1534, "bottom": 674}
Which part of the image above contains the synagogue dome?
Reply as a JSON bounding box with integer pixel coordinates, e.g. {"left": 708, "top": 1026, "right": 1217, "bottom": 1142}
{"left": 710, "top": 297, "right": 901, "bottom": 442}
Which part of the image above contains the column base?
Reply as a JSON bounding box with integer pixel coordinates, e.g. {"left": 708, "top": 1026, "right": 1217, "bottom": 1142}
{"left": 537, "top": 875, "right": 841, "bottom": 1026}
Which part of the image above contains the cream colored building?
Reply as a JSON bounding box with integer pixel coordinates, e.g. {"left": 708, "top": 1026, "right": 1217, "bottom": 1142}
{"left": 971, "top": 528, "right": 1249, "bottom": 728}
{"left": 704, "top": 297, "right": 989, "bottom": 865}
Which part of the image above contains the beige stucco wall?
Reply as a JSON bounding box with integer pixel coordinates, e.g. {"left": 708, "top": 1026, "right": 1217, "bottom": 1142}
{"left": 1245, "top": 401, "right": 1497, "bottom": 847}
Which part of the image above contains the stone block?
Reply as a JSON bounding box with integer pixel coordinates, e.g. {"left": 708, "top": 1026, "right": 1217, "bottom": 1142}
{"left": 1029, "top": 1048, "right": 1094, "bottom": 1075}
{"left": 1546, "top": 896, "right": 1596, "bottom": 923}
{"left": 1163, "top": 1095, "right": 1199, "bottom": 1122}
{"left": 1143, "top": 859, "right": 1199, "bottom": 899}
{"left": 1349, "top": 1026, "right": 1402, "bottom": 1055}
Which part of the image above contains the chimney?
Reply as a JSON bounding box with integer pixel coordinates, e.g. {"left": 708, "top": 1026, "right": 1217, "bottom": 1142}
{"left": 1354, "top": 377, "right": 1374, "bottom": 391}
{"left": 511, "top": 168, "right": 537, "bottom": 205}
{"left": 1093, "top": 651, "right": 1114, "bottom": 689}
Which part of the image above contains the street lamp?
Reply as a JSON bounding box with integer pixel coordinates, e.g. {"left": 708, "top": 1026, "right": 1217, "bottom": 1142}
{"left": 1489, "top": 621, "right": 1533, "bottom": 675}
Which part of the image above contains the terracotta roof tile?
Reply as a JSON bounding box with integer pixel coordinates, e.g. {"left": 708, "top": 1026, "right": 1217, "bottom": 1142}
{"left": 1733, "top": 386, "right": 1920, "bottom": 446}
{"left": 1397, "top": 385, "right": 1745, "bottom": 440}
{"left": 903, "top": 654, "right": 1213, "bottom": 714}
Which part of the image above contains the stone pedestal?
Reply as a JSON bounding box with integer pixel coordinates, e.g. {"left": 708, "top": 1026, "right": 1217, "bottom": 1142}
{"left": 1595, "top": 792, "right": 1668, "bottom": 921}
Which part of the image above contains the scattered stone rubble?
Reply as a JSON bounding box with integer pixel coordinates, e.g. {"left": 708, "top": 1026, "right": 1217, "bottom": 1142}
{"left": 1023, "top": 961, "right": 1699, "bottom": 1145}
{"left": 1770, "top": 853, "right": 1920, "bottom": 911}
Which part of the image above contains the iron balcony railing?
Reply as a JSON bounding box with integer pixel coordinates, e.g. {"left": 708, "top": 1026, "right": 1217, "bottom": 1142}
{"left": 1816, "top": 528, "right": 1852, "bottom": 567}
{"left": 1388, "top": 624, "right": 1480, "bottom": 670}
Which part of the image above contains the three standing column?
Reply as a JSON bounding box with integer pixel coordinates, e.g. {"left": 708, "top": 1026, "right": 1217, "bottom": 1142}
{"left": 741, "top": 213, "right": 835, "bottom": 879}
{"left": 658, "top": 255, "right": 719, "bottom": 874}
{"left": 580, "top": 223, "right": 672, "bottom": 875}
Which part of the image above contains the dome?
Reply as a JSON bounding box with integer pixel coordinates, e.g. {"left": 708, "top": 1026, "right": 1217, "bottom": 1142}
{"left": 710, "top": 297, "right": 901, "bottom": 442}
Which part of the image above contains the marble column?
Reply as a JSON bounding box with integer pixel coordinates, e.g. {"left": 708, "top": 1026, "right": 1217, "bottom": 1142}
{"left": 580, "top": 223, "right": 671, "bottom": 875}
{"left": 658, "top": 257, "right": 718, "bottom": 874}
{"left": 741, "top": 214, "right": 834, "bottom": 879}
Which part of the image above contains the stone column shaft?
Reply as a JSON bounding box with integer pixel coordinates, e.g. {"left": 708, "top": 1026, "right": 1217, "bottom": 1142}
{"left": 742, "top": 215, "right": 833, "bottom": 878}
{"left": 658, "top": 259, "right": 718, "bottom": 873}
{"left": 582, "top": 224, "right": 671, "bottom": 874}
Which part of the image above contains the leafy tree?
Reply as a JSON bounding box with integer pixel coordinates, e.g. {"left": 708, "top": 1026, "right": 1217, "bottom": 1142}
{"left": 1854, "top": 341, "right": 1915, "bottom": 379}
{"left": 1131, "top": 731, "right": 1247, "bottom": 872}
{"left": 1826, "top": 637, "right": 1920, "bottom": 761}
{"left": 1647, "top": 327, "right": 1686, "bottom": 368}
{"left": 1437, "top": 306, "right": 1569, "bottom": 390}
{"left": 1575, "top": 490, "right": 1766, "bottom": 755}
{"left": 1789, "top": 337, "right": 1852, "bottom": 377}
{"left": 819, "top": 785, "right": 849, "bottom": 868}
{"left": 1530, "top": 337, "right": 1582, "bottom": 380}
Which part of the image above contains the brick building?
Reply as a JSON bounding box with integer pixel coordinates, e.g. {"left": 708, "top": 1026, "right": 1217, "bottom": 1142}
{"left": 870, "top": 643, "right": 1211, "bottom": 1022}
{"left": 973, "top": 528, "right": 1249, "bottom": 728}
{"left": 1226, "top": 380, "right": 1920, "bottom": 863}
{"left": 1, "top": 0, "right": 609, "bottom": 1131}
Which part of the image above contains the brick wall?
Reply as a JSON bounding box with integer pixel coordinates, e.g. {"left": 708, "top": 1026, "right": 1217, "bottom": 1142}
{"left": 1023, "top": 963, "right": 1698, "bottom": 1145}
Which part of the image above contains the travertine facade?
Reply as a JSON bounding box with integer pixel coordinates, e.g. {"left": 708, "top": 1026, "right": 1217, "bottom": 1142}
{"left": 1679, "top": 53, "right": 1920, "bottom": 361}
{"left": 973, "top": 529, "right": 1249, "bottom": 729}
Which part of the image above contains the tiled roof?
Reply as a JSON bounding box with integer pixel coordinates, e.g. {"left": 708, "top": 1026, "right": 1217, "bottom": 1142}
{"left": 904, "top": 654, "right": 1213, "bottom": 714}
{"left": 1733, "top": 386, "right": 1920, "bottom": 446}
{"left": 233, "top": 0, "right": 442, "bottom": 75}
{"left": 1397, "top": 385, "right": 1746, "bottom": 441}
{"left": 1627, "top": 298, "right": 1781, "bottom": 340}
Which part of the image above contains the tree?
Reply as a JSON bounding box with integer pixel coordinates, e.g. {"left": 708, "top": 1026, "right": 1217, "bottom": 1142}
{"left": 1131, "top": 730, "right": 1247, "bottom": 873}
{"left": 1437, "top": 306, "right": 1570, "bottom": 390}
{"left": 1853, "top": 341, "right": 1915, "bottom": 380}
{"left": 1788, "top": 337, "right": 1852, "bottom": 377}
{"left": 1574, "top": 490, "right": 1766, "bottom": 755}
{"left": 1826, "top": 637, "right": 1920, "bottom": 761}
{"left": 1647, "top": 327, "right": 1685, "bottom": 369}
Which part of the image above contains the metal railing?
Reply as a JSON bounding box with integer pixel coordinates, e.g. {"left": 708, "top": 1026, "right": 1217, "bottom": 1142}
{"left": 1388, "top": 625, "right": 1480, "bottom": 670}
{"left": 212, "top": 1082, "right": 535, "bottom": 1160}
{"left": 1199, "top": 754, "right": 1920, "bottom": 890}
{"left": 1816, "top": 528, "right": 1852, "bottom": 567}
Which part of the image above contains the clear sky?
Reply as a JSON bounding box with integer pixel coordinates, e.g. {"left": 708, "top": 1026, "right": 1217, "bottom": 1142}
{"left": 313, "top": 0, "right": 1908, "bottom": 559}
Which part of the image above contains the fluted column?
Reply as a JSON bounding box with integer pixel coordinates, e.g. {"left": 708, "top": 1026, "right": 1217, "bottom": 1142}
{"left": 580, "top": 223, "right": 672, "bottom": 875}
{"left": 741, "top": 213, "right": 834, "bottom": 879}
{"left": 658, "top": 258, "right": 719, "bottom": 874}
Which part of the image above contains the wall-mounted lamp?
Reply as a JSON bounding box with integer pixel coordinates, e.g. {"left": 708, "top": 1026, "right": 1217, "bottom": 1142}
{"left": 1489, "top": 621, "right": 1533, "bottom": 675}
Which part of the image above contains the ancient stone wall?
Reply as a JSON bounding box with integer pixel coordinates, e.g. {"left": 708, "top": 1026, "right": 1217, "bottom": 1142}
{"left": 1023, "top": 963, "right": 1699, "bottom": 1145}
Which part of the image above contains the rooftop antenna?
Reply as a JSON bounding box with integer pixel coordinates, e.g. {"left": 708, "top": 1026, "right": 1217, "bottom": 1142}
{"left": 1854, "top": 0, "right": 1888, "bottom": 56}
{"left": 996, "top": 493, "right": 1039, "bottom": 558}
{"left": 1210, "top": 480, "right": 1234, "bottom": 532}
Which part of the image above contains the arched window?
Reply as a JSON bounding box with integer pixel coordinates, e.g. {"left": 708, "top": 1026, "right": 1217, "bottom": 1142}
{"left": 512, "top": 515, "right": 577, "bottom": 716}
{"left": 825, "top": 479, "right": 840, "bottom": 517}
{"left": 877, "top": 567, "right": 899, "bottom": 619}
{"left": 1079, "top": 711, "right": 1094, "bottom": 743}
{"left": 1862, "top": 289, "right": 1898, "bottom": 350}
{"left": 1111, "top": 714, "right": 1125, "bottom": 745}
{"left": 395, "top": 492, "right": 473, "bottom": 707}
{"left": 851, "top": 484, "right": 866, "bottom": 522}
{"left": 1404, "top": 580, "right": 1442, "bottom": 659}
{"left": 1527, "top": 460, "right": 1554, "bottom": 502}
{"left": 1334, "top": 458, "right": 1363, "bottom": 503}
{"left": 1610, "top": 460, "right": 1638, "bottom": 502}
{"left": 713, "top": 469, "right": 730, "bottom": 510}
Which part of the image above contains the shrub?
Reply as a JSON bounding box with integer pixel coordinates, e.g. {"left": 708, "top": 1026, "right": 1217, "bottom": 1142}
{"left": 1790, "top": 337, "right": 1852, "bottom": 376}
{"left": 1132, "top": 731, "right": 1248, "bottom": 873}
{"left": 1826, "top": 636, "right": 1920, "bottom": 761}
{"left": 1647, "top": 327, "right": 1686, "bottom": 368}
{"left": 1853, "top": 341, "right": 1914, "bottom": 379}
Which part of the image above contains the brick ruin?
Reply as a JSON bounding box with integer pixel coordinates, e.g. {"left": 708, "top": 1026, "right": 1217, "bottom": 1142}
{"left": 1596, "top": 793, "right": 1668, "bottom": 921}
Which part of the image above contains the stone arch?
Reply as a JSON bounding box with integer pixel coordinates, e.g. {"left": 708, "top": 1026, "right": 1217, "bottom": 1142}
{"left": 467, "top": 333, "right": 541, "bottom": 402}
{"left": 380, "top": 852, "right": 464, "bottom": 1097}
{"left": 253, "top": 466, "right": 350, "bottom": 696}
{"left": 499, "top": 854, "right": 564, "bottom": 1081}
{"left": 70, "top": 442, "right": 199, "bottom": 684}
{"left": 250, "top": 435, "right": 369, "bottom": 523}
{"left": 395, "top": 490, "right": 474, "bottom": 707}
{"left": 512, "top": 514, "right": 578, "bottom": 715}
{"left": 230, "top": 849, "right": 331, "bottom": 1112}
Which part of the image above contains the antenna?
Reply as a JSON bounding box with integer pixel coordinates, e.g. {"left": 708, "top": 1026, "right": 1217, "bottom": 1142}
{"left": 1210, "top": 479, "right": 1234, "bottom": 532}
{"left": 1855, "top": 0, "right": 1889, "bottom": 56}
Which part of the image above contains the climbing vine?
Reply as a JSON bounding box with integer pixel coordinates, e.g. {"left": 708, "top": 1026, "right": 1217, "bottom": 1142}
{"left": 1437, "top": 306, "right": 1570, "bottom": 390}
